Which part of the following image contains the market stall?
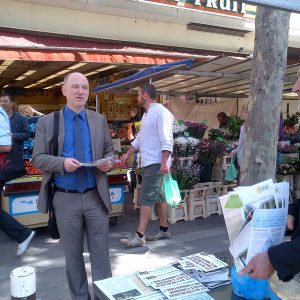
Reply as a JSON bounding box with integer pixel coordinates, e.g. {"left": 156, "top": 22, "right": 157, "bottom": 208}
{"left": 1, "top": 167, "right": 129, "bottom": 228}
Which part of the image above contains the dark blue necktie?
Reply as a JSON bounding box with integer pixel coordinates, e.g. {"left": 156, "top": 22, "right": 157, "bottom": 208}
{"left": 74, "top": 114, "right": 88, "bottom": 193}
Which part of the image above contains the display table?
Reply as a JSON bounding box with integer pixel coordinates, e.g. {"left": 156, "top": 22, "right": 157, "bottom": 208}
{"left": 1, "top": 170, "right": 129, "bottom": 228}
{"left": 93, "top": 271, "right": 232, "bottom": 300}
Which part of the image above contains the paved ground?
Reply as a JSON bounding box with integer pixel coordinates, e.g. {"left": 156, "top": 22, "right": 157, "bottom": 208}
{"left": 0, "top": 193, "right": 231, "bottom": 300}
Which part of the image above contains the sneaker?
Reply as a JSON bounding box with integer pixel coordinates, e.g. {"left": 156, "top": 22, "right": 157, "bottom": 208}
{"left": 146, "top": 229, "right": 171, "bottom": 241}
{"left": 16, "top": 231, "right": 35, "bottom": 256}
{"left": 120, "top": 233, "right": 145, "bottom": 248}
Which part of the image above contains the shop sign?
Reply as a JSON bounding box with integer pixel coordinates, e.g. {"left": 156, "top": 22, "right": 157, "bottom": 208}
{"left": 237, "top": 0, "right": 300, "bottom": 13}
{"left": 109, "top": 186, "right": 124, "bottom": 204}
{"left": 145, "top": 0, "right": 247, "bottom": 14}
{"left": 9, "top": 193, "right": 40, "bottom": 216}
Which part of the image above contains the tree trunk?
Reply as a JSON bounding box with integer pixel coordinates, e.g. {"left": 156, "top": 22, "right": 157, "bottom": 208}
{"left": 241, "top": 7, "right": 290, "bottom": 186}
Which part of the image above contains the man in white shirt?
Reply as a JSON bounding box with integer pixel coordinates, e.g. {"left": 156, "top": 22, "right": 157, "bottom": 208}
{"left": 0, "top": 107, "right": 35, "bottom": 256}
{"left": 120, "top": 84, "right": 174, "bottom": 247}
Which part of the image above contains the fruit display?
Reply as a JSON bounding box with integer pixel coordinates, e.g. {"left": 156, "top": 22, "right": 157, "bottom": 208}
{"left": 24, "top": 160, "right": 43, "bottom": 175}
{"left": 111, "top": 160, "right": 128, "bottom": 172}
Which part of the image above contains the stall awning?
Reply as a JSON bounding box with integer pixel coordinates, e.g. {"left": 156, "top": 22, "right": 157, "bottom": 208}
{"left": 94, "top": 59, "right": 195, "bottom": 93}
{"left": 0, "top": 31, "right": 212, "bottom": 64}
{"left": 93, "top": 56, "right": 300, "bottom": 99}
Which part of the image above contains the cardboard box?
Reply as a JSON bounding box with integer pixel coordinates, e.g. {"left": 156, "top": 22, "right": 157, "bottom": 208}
{"left": 2, "top": 192, "right": 48, "bottom": 228}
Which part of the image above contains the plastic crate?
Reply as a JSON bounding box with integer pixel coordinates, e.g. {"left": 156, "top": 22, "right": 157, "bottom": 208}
{"left": 222, "top": 183, "right": 237, "bottom": 195}
{"left": 205, "top": 195, "right": 222, "bottom": 216}
{"left": 167, "top": 200, "right": 188, "bottom": 224}
{"left": 187, "top": 186, "right": 207, "bottom": 220}
{"left": 174, "top": 156, "right": 194, "bottom": 168}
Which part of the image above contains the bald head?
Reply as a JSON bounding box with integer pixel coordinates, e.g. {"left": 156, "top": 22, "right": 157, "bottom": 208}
{"left": 62, "top": 72, "right": 89, "bottom": 113}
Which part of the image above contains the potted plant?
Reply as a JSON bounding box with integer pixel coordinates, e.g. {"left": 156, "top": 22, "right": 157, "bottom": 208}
{"left": 174, "top": 137, "right": 188, "bottom": 157}
{"left": 198, "top": 139, "right": 225, "bottom": 162}
{"left": 225, "top": 115, "right": 244, "bottom": 140}
{"left": 186, "top": 137, "right": 200, "bottom": 156}
{"left": 173, "top": 122, "right": 188, "bottom": 138}
{"left": 184, "top": 121, "right": 208, "bottom": 139}
{"left": 171, "top": 162, "right": 202, "bottom": 191}
{"left": 284, "top": 113, "right": 300, "bottom": 135}
{"left": 277, "top": 163, "right": 296, "bottom": 175}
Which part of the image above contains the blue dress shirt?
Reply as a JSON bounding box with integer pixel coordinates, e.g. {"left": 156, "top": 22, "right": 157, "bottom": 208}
{"left": 54, "top": 106, "right": 96, "bottom": 190}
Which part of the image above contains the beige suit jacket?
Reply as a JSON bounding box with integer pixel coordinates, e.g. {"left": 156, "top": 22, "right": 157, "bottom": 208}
{"left": 32, "top": 108, "right": 113, "bottom": 213}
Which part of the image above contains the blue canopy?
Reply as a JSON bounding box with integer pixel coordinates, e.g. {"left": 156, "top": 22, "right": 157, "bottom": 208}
{"left": 94, "top": 58, "right": 194, "bottom": 93}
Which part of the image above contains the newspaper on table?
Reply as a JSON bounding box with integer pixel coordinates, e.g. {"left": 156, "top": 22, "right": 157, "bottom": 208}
{"left": 219, "top": 179, "right": 289, "bottom": 272}
{"left": 95, "top": 264, "right": 213, "bottom": 300}
{"left": 183, "top": 268, "right": 231, "bottom": 289}
{"left": 94, "top": 273, "right": 154, "bottom": 300}
{"left": 160, "top": 281, "right": 209, "bottom": 300}
{"left": 137, "top": 265, "right": 179, "bottom": 287}
{"left": 80, "top": 155, "right": 115, "bottom": 167}
{"left": 177, "top": 253, "right": 231, "bottom": 290}
{"left": 179, "top": 253, "right": 228, "bottom": 273}
{"left": 131, "top": 290, "right": 214, "bottom": 300}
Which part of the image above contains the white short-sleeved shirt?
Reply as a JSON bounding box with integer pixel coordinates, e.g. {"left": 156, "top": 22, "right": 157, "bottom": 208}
{"left": 0, "top": 107, "right": 12, "bottom": 146}
{"left": 131, "top": 103, "right": 174, "bottom": 167}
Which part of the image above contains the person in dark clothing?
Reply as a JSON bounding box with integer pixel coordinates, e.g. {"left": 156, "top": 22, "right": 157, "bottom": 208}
{"left": 128, "top": 106, "right": 141, "bottom": 141}
{"left": 217, "top": 111, "right": 228, "bottom": 129}
{"left": 0, "top": 106, "right": 34, "bottom": 256}
{"left": 239, "top": 201, "right": 300, "bottom": 281}
{"left": 0, "top": 94, "right": 29, "bottom": 155}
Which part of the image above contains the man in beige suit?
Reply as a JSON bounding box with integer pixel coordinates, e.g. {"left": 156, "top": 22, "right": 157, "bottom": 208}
{"left": 33, "top": 72, "right": 113, "bottom": 300}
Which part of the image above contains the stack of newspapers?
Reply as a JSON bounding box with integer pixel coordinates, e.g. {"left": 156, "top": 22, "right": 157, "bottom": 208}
{"left": 94, "top": 252, "right": 230, "bottom": 300}
{"left": 218, "top": 179, "right": 289, "bottom": 272}
{"left": 177, "top": 253, "right": 231, "bottom": 289}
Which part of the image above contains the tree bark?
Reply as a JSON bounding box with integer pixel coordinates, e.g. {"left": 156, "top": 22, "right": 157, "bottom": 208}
{"left": 241, "top": 7, "right": 290, "bottom": 186}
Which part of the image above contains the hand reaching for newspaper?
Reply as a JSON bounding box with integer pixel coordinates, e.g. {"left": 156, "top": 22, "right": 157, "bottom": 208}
{"left": 238, "top": 252, "right": 275, "bottom": 279}
{"left": 287, "top": 215, "right": 295, "bottom": 231}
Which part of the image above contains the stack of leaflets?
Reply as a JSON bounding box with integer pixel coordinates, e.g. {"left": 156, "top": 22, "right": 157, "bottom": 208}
{"left": 178, "top": 253, "right": 231, "bottom": 289}
{"left": 218, "top": 179, "right": 289, "bottom": 272}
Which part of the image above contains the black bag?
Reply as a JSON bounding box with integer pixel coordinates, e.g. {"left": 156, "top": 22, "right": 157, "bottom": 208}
{"left": 0, "top": 148, "right": 25, "bottom": 183}
{"left": 47, "top": 112, "right": 60, "bottom": 239}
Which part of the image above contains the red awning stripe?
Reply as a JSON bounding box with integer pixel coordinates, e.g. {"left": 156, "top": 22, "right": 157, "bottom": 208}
{"left": 0, "top": 49, "right": 193, "bottom": 64}
{"left": 0, "top": 31, "right": 212, "bottom": 63}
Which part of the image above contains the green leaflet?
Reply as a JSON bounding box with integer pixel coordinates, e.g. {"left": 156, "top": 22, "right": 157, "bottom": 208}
{"left": 224, "top": 194, "right": 243, "bottom": 208}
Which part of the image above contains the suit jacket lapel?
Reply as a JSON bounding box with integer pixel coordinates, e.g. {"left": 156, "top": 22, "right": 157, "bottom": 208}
{"left": 86, "top": 110, "right": 96, "bottom": 160}
{"left": 58, "top": 108, "right": 65, "bottom": 156}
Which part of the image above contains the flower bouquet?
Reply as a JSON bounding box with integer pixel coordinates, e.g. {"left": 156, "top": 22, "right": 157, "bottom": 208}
{"left": 277, "top": 163, "right": 296, "bottom": 175}
{"left": 171, "top": 162, "right": 202, "bottom": 190}
{"left": 173, "top": 122, "right": 188, "bottom": 138}
{"left": 184, "top": 121, "right": 208, "bottom": 139}
{"left": 280, "top": 144, "right": 298, "bottom": 154}
{"left": 186, "top": 137, "right": 200, "bottom": 156}
{"left": 208, "top": 128, "right": 230, "bottom": 141}
{"left": 174, "top": 137, "right": 188, "bottom": 157}
{"left": 198, "top": 138, "right": 225, "bottom": 162}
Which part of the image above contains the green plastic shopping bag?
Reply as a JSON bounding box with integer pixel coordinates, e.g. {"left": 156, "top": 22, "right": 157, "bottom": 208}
{"left": 163, "top": 173, "right": 182, "bottom": 208}
{"left": 224, "top": 157, "right": 237, "bottom": 182}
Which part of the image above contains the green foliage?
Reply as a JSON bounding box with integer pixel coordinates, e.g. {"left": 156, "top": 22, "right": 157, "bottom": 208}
{"left": 225, "top": 115, "right": 244, "bottom": 140}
